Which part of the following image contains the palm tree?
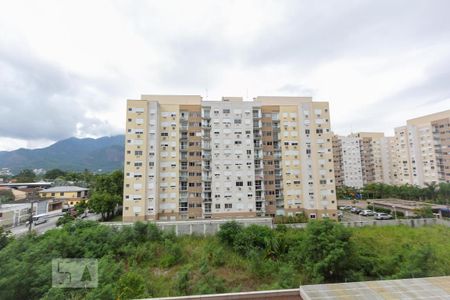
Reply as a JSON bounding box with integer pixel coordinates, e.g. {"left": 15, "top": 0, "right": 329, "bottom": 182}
{"left": 424, "top": 182, "right": 439, "bottom": 201}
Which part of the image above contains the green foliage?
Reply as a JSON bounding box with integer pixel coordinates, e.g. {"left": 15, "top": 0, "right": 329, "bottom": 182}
{"left": 116, "top": 272, "right": 146, "bottom": 300}
{"left": 0, "top": 226, "right": 12, "bottom": 250}
{"left": 339, "top": 182, "right": 450, "bottom": 205}
{"left": 217, "top": 221, "right": 242, "bottom": 246}
{"left": 160, "top": 239, "right": 182, "bottom": 268}
{"left": 175, "top": 265, "right": 192, "bottom": 295}
{"left": 294, "top": 220, "right": 356, "bottom": 283}
{"left": 0, "top": 189, "right": 14, "bottom": 204}
{"left": 44, "top": 168, "right": 67, "bottom": 180}
{"left": 1, "top": 220, "right": 450, "bottom": 299}
{"left": 56, "top": 213, "right": 75, "bottom": 227}
{"left": 274, "top": 213, "right": 308, "bottom": 224}
{"left": 88, "top": 170, "right": 123, "bottom": 221}
{"left": 415, "top": 205, "right": 434, "bottom": 218}
{"left": 233, "top": 225, "right": 274, "bottom": 256}
{"left": 14, "top": 169, "right": 36, "bottom": 182}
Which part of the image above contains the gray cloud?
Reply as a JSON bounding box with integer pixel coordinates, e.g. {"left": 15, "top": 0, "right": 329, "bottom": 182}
{"left": 245, "top": 0, "right": 450, "bottom": 68}
{"left": 0, "top": 47, "right": 122, "bottom": 141}
{"left": 336, "top": 57, "right": 450, "bottom": 134}
{"left": 1, "top": 0, "right": 450, "bottom": 147}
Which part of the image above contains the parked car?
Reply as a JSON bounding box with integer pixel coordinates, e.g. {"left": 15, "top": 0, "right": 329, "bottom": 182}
{"left": 375, "top": 213, "right": 393, "bottom": 220}
{"left": 338, "top": 211, "right": 344, "bottom": 218}
{"left": 359, "top": 210, "right": 375, "bottom": 216}
{"left": 339, "top": 205, "right": 353, "bottom": 211}
{"left": 351, "top": 207, "right": 362, "bottom": 214}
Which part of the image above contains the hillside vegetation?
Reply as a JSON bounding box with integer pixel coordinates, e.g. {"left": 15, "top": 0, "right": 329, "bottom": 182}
{"left": 0, "top": 135, "right": 124, "bottom": 173}
{"left": 0, "top": 221, "right": 449, "bottom": 299}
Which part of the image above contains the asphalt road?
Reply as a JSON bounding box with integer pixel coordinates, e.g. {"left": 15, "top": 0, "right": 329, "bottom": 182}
{"left": 10, "top": 212, "right": 101, "bottom": 236}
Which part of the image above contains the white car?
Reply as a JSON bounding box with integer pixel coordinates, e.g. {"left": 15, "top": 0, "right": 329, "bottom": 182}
{"left": 359, "top": 210, "right": 375, "bottom": 216}
{"left": 375, "top": 213, "right": 393, "bottom": 220}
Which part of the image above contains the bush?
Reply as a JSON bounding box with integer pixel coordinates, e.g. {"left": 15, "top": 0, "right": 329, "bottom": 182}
{"left": 274, "top": 214, "right": 308, "bottom": 224}
{"left": 160, "top": 239, "right": 182, "bottom": 268}
{"left": 217, "top": 221, "right": 242, "bottom": 246}
{"left": 233, "top": 225, "right": 274, "bottom": 256}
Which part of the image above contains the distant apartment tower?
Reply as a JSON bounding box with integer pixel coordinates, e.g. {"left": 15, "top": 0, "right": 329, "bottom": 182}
{"left": 123, "top": 95, "right": 337, "bottom": 222}
{"left": 332, "top": 132, "right": 392, "bottom": 188}
{"left": 332, "top": 135, "right": 364, "bottom": 188}
{"left": 392, "top": 110, "right": 450, "bottom": 186}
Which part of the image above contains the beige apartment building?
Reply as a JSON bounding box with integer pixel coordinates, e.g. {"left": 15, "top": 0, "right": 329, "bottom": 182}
{"left": 392, "top": 110, "right": 450, "bottom": 186}
{"left": 333, "top": 132, "right": 391, "bottom": 188}
{"left": 123, "top": 95, "right": 337, "bottom": 222}
{"left": 333, "top": 110, "right": 450, "bottom": 189}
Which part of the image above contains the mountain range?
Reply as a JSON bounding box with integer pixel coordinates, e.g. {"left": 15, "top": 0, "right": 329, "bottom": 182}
{"left": 0, "top": 135, "right": 125, "bottom": 174}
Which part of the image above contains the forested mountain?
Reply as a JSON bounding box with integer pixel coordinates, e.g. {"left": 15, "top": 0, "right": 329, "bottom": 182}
{"left": 0, "top": 135, "right": 124, "bottom": 173}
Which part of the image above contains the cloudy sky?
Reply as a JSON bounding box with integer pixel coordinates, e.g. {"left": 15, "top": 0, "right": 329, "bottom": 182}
{"left": 0, "top": 0, "right": 449, "bottom": 151}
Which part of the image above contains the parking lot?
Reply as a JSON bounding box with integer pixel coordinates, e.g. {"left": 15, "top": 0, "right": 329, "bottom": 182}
{"left": 341, "top": 210, "right": 376, "bottom": 222}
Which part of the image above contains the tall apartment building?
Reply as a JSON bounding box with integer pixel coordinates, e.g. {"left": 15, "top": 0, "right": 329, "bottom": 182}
{"left": 123, "top": 95, "right": 337, "bottom": 222}
{"left": 392, "top": 110, "right": 450, "bottom": 186}
{"left": 333, "top": 132, "right": 391, "bottom": 188}
{"left": 333, "top": 110, "right": 450, "bottom": 189}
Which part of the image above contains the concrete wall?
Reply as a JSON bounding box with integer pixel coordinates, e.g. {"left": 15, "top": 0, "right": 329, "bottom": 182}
{"left": 104, "top": 217, "right": 450, "bottom": 235}
{"left": 104, "top": 218, "right": 273, "bottom": 235}
{"left": 281, "top": 218, "right": 450, "bottom": 229}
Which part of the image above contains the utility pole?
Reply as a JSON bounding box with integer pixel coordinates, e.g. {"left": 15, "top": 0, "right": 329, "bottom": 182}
{"left": 28, "top": 201, "right": 35, "bottom": 234}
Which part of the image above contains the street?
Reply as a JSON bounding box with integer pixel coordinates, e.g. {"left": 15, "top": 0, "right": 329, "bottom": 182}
{"left": 9, "top": 212, "right": 101, "bottom": 236}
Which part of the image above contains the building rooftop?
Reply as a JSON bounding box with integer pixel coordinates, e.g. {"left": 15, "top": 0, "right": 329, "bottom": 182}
{"left": 300, "top": 276, "right": 450, "bottom": 299}
{"left": 40, "top": 186, "right": 88, "bottom": 193}
{"left": 141, "top": 277, "right": 450, "bottom": 299}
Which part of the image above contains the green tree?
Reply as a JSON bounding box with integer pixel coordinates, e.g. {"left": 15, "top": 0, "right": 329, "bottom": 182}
{"left": 415, "top": 205, "right": 434, "bottom": 218}
{"left": 44, "top": 169, "right": 67, "bottom": 180}
{"left": 88, "top": 192, "right": 121, "bottom": 221}
{"left": 88, "top": 170, "right": 124, "bottom": 221}
{"left": 217, "top": 221, "right": 242, "bottom": 246}
{"left": 296, "top": 220, "right": 356, "bottom": 283}
{"left": 14, "top": 169, "right": 36, "bottom": 183}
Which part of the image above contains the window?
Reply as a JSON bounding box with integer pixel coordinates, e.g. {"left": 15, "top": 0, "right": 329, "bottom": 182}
{"left": 236, "top": 181, "right": 243, "bottom": 186}
{"left": 223, "top": 109, "right": 230, "bottom": 114}
{"left": 247, "top": 181, "right": 252, "bottom": 186}
{"left": 215, "top": 204, "right": 221, "bottom": 209}
{"left": 161, "top": 132, "right": 168, "bottom": 137}
{"left": 225, "top": 203, "right": 232, "bottom": 209}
